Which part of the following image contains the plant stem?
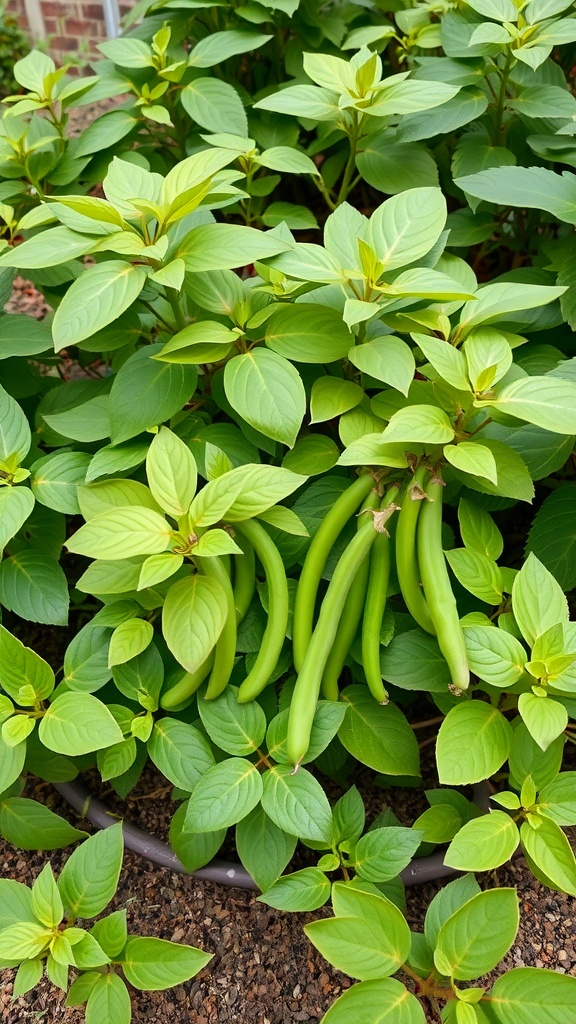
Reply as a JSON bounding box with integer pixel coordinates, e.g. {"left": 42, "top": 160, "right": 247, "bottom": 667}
{"left": 495, "top": 52, "right": 513, "bottom": 145}
{"left": 165, "top": 287, "right": 186, "bottom": 331}
{"left": 336, "top": 112, "right": 360, "bottom": 207}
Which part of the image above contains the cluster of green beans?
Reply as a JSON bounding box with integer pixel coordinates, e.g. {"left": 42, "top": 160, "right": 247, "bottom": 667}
{"left": 286, "top": 467, "right": 470, "bottom": 768}
{"left": 160, "top": 519, "right": 290, "bottom": 711}
{"left": 160, "top": 466, "right": 469, "bottom": 761}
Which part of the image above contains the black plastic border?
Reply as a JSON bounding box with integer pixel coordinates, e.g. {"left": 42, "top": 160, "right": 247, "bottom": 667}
{"left": 54, "top": 780, "right": 490, "bottom": 892}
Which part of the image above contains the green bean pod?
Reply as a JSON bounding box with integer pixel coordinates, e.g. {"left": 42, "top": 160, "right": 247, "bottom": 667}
{"left": 233, "top": 536, "right": 256, "bottom": 624}
{"left": 159, "top": 652, "right": 215, "bottom": 711}
{"left": 395, "top": 466, "right": 436, "bottom": 636}
{"left": 320, "top": 489, "right": 380, "bottom": 701}
{"left": 287, "top": 496, "right": 391, "bottom": 767}
{"left": 417, "top": 477, "right": 470, "bottom": 692}
{"left": 292, "top": 473, "right": 374, "bottom": 672}
{"left": 201, "top": 556, "right": 238, "bottom": 700}
{"left": 235, "top": 518, "right": 289, "bottom": 704}
{"left": 361, "top": 484, "right": 401, "bottom": 704}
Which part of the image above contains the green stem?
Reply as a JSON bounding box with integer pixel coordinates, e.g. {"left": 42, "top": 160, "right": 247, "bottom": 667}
{"left": 336, "top": 112, "right": 360, "bottom": 207}
{"left": 495, "top": 52, "right": 513, "bottom": 145}
{"left": 165, "top": 287, "right": 186, "bottom": 331}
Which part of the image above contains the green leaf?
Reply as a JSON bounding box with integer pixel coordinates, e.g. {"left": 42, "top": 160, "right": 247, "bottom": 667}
{"left": 78, "top": 479, "right": 161, "bottom": 521}
{"left": 39, "top": 693, "right": 123, "bottom": 755}
{"left": 31, "top": 863, "right": 63, "bottom": 928}
{"left": 455, "top": 438, "right": 534, "bottom": 503}
{"left": 526, "top": 485, "right": 576, "bottom": 590}
{"left": 265, "top": 305, "right": 351, "bottom": 363}
{"left": 224, "top": 349, "right": 305, "bottom": 448}
{"left": 169, "top": 801, "right": 226, "bottom": 873}
{"left": 282, "top": 435, "right": 339, "bottom": 475}
{"left": 190, "top": 464, "right": 306, "bottom": 526}
{"left": 463, "top": 626, "right": 527, "bottom": 688}
{"left": 188, "top": 28, "right": 271, "bottom": 67}
{"left": 0, "top": 487, "right": 35, "bottom": 550}
{"left": 436, "top": 702, "right": 512, "bottom": 785}
{"left": 64, "top": 623, "right": 112, "bottom": 693}
{"left": 12, "top": 958, "right": 43, "bottom": 998}
{"left": 310, "top": 377, "right": 364, "bottom": 423}
{"left": 520, "top": 817, "right": 576, "bottom": 896}
{"left": 0, "top": 383, "right": 31, "bottom": 462}
{"left": 259, "top": 868, "right": 331, "bottom": 911}
{"left": 146, "top": 427, "right": 197, "bottom": 518}
{"left": 198, "top": 685, "right": 266, "bottom": 755}
{"left": 254, "top": 84, "right": 339, "bottom": 121}
{"left": 538, "top": 772, "right": 576, "bottom": 826}
{"left": 67, "top": 507, "right": 172, "bottom": 560}
{"left": 435, "top": 888, "right": 519, "bottom": 980}
{"left": 89, "top": 911, "right": 127, "bottom": 959}
{"left": 235, "top": 804, "right": 297, "bottom": 891}
{"left": 455, "top": 167, "right": 576, "bottom": 225}
{"left": 183, "top": 757, "right": 263, "bottom": 832}
{"left": 109, "top": 344, "right": 197, "bottom": 444}
{"left": 354, "top": 827, "right": 423, "bottom": 882}
{"left": 0, "top": 921, "right": 50, "bottom": 961}
{"left": 381, "top": 405, "right": 455, "bottom": 445}
{"left": 0, "top": 624, "right": 54, "bottom": 701}
{"left": 178, "top": 223, "right": 289, "bottom": 272}
{"left": 0, "top": 733, "right": 26, "bottom": 794}
{"left": 0, "top": 227, "right": 94, "bottom": 270}
{"left": 339, "top": 686, "right": 420, "bottom": 777}
{"left": 267, "top": 702, "right": 348, "bottom": 765}
{"left": 477, "top": 376, "right": 576, "bottom": 434}
{"left": 445, "top": 811, "right": 519, "bottom": 871}
{"left": 379, "top": 630, "right": 452, "bottom": 692}
{"left": 444, "top": 443, "right": 497, "bottom": 485}
{"left": 0, "top": 797, "right": 87, "bottom": 850}
{"left": 123, "top": 935, "right": 211, "bottom": 990}
{"left": 518, "top": 694, "right": 568, "bottom": 752}
{"left": 457, "top": 283, "right": 564, "bottom": 335}
{"left": 260, "top": 764, "right": 333, "bottom": 843}
{"left": 43, "top": 396, "right": 110, "bottom": 444}
{"left": 31, "top": 452, "right": 90, "bottom": 514}
{"left": 424, "top": 874, "right": 481, "bottom": 951}
{"left": 0, "top": 551, "right": 69, "bottom": 626}
{"left": 489, "top": 967, "right": 576, "bottom": 1024}
{"left": 181, "top": 78, "right": 247, "bottom": 136}
{"left": 414, "top": 334, "right": 469, "bottom": 391}
{"left": 320, "top": 978, "right": 426, "bottom": 1024}
{"left": 305, "top": 884, "right": 411, "bottom": 980}
{"left": 444, "top": 548, "right": 502, "bottom": 604}
{"left": 367, "top": 188, "right": 446, "bottom": 271}
{"left": 58, "top": 824, "right": 124, "bottom": 918}
{"left": 148, "top": 718, "right": 215, "bottom": 791}
{"left": 162, "top": 574, "right": 228, "bottom": 674}
{"left": 108, "top": 618, "right": 153, "bottom": 668}
{"left": 349, "top": 338, "right": 415, "bottom": 396}
{"left": 85, "top": 973, "right": 131, "bottom": 1024}
{"left": 458, "top": 499, "right": 503, "bottom": 560}
{"left": 512, "top": 553, "right": 568, "bottom": 646}
{"left": 53, "top": 261, "right": 146, "bottom": 349}
{"left": 97, "top": 738, "right": 137, "bottom": 782}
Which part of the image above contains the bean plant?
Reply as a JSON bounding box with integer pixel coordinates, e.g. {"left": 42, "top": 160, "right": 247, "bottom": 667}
{"left": 0, "top": 0, "right": 575, "bottom": 1019}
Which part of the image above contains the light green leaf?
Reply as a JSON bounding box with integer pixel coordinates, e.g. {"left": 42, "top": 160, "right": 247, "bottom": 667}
{"left": 0, "top": 798, "right": 87, "bottom": 851}
{"left": 39, "top": 693, "right": 123, "bottom": 755}
{"left": 381, "top": 404, "right": 455, "bottom": 445}
{"left": 436, "top": 701, "right": 512, "bottom": 785}
{"left": 489, "top": 967, "right": 576, "bottom": 1024}
{"left": 305, "top": 884, "right": 411, "bottom": 980}
{"left": 463, "top": 626, "right": 527, "bottom": 687}
{"left": 148, "top": 718, "right": 214, "bottom": 791}
{"left": 0, "top": 733, "right": 26, "bottom": 794}
{"left": 184, "top": 757, "right": 263, "bottom": 832}
{"left": 444, "top": 443, "right": 497, "bottom": 484}
{"left": 224, "top": 349, "right": 305, "bottom": 448}
{"left": 188, "top": 29, "right": 271, "bottom": 67}
{"left": 261, "top": 764, "right": 333, "bottom": 843}
{"left": 110, "top": 344, "right": 197, "bottom": 444}
{"left": 58, "top": 824, "right": 123, "bottom": 918}
{"left": 85, "top": 973, "right": 131, "bottom": 1024}
{"left": 146, "top": 427, "right": 197, "bottom": 518}
{"left": 477, "top": 376, "right": 576, "bottom": 434}
{"left": 53, "top": 261, "right": 146, "bottom": 349}
{"left": 108, "top": 618, "right": 153, "bottom": 668}
{"left": 349, "top": 338, "right": 415, "bottom": 396}
{"left": 0, "top": 384, "right": 31, "bottom": 462}
{"left": 445, "top": 811, "right": 519, "bottom": 871}
{"left": 235, "top": 805, "right": 297, "bottom": 892}
{"left": 181, "top": 78, "right": 247, "bottom": 136}
{"left": 43, "top": 396, "right": 110, "bottom": 444}
{"left": 162, "top": 574, "right": 228, "bottom": 673}
{"left": 265, "top": 304, "right": 351, "bottom": 363}
{"left": 0, "top": 552, "right": 69, "bottom": 626}
{"left": 310, "top": 376, "right": 364, "bottom": 423}
{"left": 339, "top": 686, "right": 420, "bottom": 776}
{"left": 67, "top": 507, "right": 172, "bottom": 560}
{"left": 415, "top": 333, "right": 470, "bottom": 391}
{"left": 123, "top": 936, "right": 211, "bottom": 990}
{"left": 455, "top": 167, "right": 576, "bottom": 225}
{"left": 354, "top": 827, "right": 423, "bottom": 882}
{"left": 512, "top": 553, "right": 568, "bottom": 646}
{"left": 367, "top": 188, "right": 447, "bottom": 271}
{"left": 520, "top": 817, "right": 576, "bottom": 896}
{"left": 169, "top": 802, "right": 226, "bottom": 873}
{"left": 435, "top": 888, "right": 519, "bottom": 980}
{"left": 320, "top": 978, "right": 426, "bottom": 1024}
{"left": 445, "top": 548, "right": 502, "bottom": 603}
{"left": 259, "top": 868, "right": 331, "bottom": 911}
{"left": 458, "top": 499, "right": 503, "bottom": 560}
{"left": 30, "top": 452, "right": 90, "bottom": 514}
{"left": 518, "top": 693, "right": 568, "bottom": 751}
{"left": 178, "top": 223, "right": 290, "bottom": 271}
{"left": 198, "top": 685, "right": 266, "bottom": 755}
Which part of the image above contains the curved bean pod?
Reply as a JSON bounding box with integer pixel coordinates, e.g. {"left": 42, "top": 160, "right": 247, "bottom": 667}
{"left": 395, "top": 465, "right": 436, "bottom": 636}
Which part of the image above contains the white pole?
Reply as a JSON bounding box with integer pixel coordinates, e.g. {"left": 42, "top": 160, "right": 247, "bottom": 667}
{"left": 23, "top": 0, "right": 46, "bottom": 40}
{"left": 102, "top": 0, "right": 121, "bottom": 38}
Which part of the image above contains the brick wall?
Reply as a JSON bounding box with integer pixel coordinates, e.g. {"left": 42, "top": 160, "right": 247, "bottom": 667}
{"left": 6, "top": 0, "right": 138, "bottom": 68}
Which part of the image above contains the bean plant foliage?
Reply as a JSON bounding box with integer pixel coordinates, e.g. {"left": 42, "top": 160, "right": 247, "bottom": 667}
{"left": 0, "top": 0, "right": 575, "bottom": 1019}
